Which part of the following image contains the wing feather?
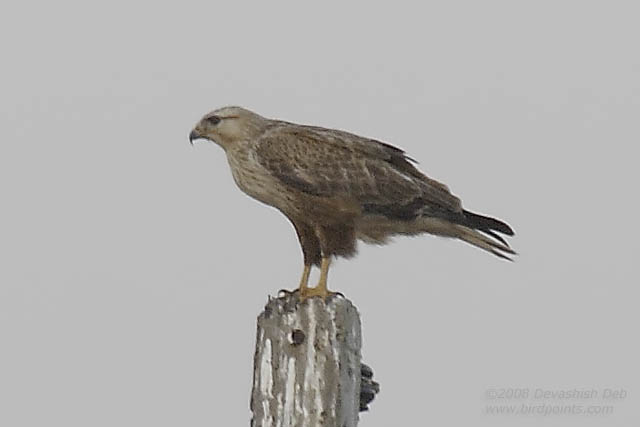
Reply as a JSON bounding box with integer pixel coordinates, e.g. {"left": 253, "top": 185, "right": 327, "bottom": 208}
{"left": 254, "top": 123, "right": 464, "bottom": 221}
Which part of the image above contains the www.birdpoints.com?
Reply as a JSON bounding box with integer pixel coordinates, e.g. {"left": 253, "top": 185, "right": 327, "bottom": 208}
{"left": 483, "top": 387, "right": 627, "bottom": 417}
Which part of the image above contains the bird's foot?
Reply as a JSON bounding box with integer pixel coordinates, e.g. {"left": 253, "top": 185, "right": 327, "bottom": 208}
{"left": 299, "top": 286, "right": 343, "bottom": 302}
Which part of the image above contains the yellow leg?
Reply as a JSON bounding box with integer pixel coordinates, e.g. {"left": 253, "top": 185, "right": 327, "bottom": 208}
{"left": 298, "top": 264, "right": 311, "bottom": 292}
{"left": 299, "top": 257, "right": 333, "bottom": 301}
{"left": 317, "top": 257, "right": 330, "bottom": 294}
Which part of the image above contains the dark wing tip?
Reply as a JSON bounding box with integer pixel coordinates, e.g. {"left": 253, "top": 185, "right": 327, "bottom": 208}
{"left": 463, "top": 209, "right": 515, "bottom": 236}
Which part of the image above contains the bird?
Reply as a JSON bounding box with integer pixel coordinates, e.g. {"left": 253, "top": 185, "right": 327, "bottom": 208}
{"left": 189, "top": 106, "right": 515, "bottom": 300}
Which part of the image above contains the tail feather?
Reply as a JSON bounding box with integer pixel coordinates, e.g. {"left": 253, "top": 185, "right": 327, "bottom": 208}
{"left": 455, "top": 225, "right": 517, "bottom": 261}
{"left": 412, "top": 215, "right": 516, "bottom": 260}
{"left": 480, "top": 229, "right": 509, "bottom": 247}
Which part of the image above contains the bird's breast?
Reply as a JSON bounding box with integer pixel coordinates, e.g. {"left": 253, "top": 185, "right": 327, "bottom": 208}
{"left": 226, "top": 148, "right": 296, "bottom": 211}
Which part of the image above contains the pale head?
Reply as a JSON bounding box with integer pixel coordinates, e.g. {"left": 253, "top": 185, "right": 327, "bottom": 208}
{"left": 189, "top": 106, "right": 269, "bottom": 150}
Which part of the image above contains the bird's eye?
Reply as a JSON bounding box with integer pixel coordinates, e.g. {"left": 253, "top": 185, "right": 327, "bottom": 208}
{"left": 206, "top": 115, "right": 221, "bottom": 125}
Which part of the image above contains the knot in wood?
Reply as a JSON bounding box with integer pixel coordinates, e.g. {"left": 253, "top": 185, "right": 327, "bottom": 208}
{"left": 289, "top": 328, "right": 305, "bottom": 346}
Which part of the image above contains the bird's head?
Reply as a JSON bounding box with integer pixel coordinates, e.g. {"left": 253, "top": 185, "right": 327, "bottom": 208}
{"left": 189, "top": 106, "right": 268, "bottom": 150}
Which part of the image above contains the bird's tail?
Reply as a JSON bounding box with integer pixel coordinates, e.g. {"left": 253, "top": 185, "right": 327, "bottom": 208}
{"left": 455, "top": 225, "right": 516, "bottom": 260}
{"left": 456, "top": 210, "right": 516, "bottom": 260}
{"left": 415, "top": 211, "right": 515, "bottom": 260}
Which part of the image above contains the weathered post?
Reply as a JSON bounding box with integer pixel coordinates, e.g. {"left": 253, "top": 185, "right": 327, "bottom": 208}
{"left": 250, "top": 292, "right": 367, "bottom": 427}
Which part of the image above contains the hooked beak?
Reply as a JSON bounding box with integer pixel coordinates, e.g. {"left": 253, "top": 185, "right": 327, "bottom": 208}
{"left": 189, "top": 129, "right": 200, "bottom": 145}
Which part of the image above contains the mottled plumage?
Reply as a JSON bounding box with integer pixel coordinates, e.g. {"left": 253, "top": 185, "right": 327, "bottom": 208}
{"left": 190, "top": 106, "right": 515, "bottom": 299}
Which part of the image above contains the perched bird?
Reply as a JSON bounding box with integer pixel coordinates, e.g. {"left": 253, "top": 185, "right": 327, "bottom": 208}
{"left": 190, "top": 107, "right": 515, "bottom": 300}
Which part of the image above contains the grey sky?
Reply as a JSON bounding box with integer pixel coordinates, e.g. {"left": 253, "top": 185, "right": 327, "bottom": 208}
{"left": 1, "top": 1, "right": 638, "bottom": 426}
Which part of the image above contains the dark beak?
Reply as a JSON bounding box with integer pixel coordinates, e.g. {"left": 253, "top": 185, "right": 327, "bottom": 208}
{"left": 189, "top": 130, "right": 200, "bottom": 145}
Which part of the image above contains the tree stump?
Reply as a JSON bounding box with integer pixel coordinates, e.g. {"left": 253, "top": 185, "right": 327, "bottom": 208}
{"left": 250, "top": 292, "right": 363, "bottom": 427}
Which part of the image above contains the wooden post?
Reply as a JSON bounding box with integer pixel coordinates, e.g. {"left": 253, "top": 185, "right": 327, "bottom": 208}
{"left": 250, "top": 292, "right": 363, "bottom": 427}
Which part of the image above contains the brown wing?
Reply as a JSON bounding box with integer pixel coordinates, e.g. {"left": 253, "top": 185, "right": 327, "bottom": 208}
{"left": 254, "top": 123, "right": 465, "bottom": 222}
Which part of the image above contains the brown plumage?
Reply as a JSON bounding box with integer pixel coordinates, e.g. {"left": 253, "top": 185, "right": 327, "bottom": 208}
{"left": 190, "top": 106, "right": 515, "bottom": 299}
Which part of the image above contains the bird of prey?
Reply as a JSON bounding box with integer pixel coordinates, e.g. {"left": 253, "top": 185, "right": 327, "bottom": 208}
{"left": 190, "top": 107, "right": 515, "bottom": 300}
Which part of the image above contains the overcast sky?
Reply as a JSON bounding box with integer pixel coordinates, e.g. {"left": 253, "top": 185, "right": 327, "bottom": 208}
{"left": 1, "top": 1, "right": 639, "bottom": 426}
